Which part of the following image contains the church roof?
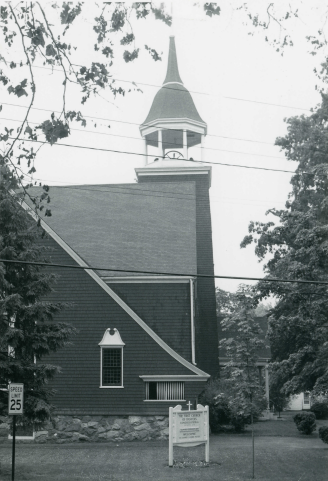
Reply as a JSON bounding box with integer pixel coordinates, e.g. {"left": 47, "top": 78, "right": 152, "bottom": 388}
{"left": 141, "top": 36, "right": 206, "bottom": 127}
{"left": 142, "top": 83, "right": 205, "bottom": 125}
{"left": 25, "top": 182, "right": 197, "bottom": 278}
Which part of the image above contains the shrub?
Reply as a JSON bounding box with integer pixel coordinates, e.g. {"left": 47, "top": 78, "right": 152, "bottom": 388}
{"left": 199, "top": 379, "right": 266, "bottom": 433}
{"left": 293, "top": 412, "right": 316, "bottom": 434}
{"left": 319, "top": 426, "right": 328, "bottom": 444}
{"left": 310, "top": 402, "right": 328, "bottom": 420}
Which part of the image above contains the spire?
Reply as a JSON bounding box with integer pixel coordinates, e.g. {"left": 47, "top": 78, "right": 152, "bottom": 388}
{"left": 163, "top": 36, "right": 183, "bottom": 85}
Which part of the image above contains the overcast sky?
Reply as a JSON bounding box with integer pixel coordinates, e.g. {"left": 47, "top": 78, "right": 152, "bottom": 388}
{"left": 1, "top": 1, "right": 327, "bottom": 292}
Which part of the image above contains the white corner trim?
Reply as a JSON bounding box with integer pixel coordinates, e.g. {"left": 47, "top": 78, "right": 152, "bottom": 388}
{"left": 139, "top": 375, "right": 208, "bottom": 382}
{"left": 19, "top": 199, "right": 210, "bottom": 379}
{"left": 190, "top": 279, "right": 196, "bottom": 365}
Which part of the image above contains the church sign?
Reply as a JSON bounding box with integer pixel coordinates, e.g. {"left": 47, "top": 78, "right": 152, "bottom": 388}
{"left": 169, "top": 403, "right": 209, "bottom": 466}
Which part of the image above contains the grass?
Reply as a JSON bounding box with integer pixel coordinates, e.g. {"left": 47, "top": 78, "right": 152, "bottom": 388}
{"left": 0, "top": 412, "right": 327, "bottom": 481}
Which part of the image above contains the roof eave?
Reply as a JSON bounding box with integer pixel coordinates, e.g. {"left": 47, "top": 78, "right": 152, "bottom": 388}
{"left": 140, "top": 118, "right": 207, "bottom": 137}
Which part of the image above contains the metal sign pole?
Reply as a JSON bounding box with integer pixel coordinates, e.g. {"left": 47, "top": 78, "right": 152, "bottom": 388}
{"left": 12, "top": 414, "right": 16, "bottom": 481}
{"left": 8, "top": 383, "right": 24, "bottom": 481}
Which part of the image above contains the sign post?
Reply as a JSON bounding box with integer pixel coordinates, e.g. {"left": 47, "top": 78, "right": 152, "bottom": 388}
{"left": 169, "top": 403, "right": 209, "bottom": 467}
{"left": 8, "top": 383, "right": 24, "bottom": 481}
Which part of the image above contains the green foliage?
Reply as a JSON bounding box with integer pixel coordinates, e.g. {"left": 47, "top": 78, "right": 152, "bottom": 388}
{"left": 145, "top": 45, "right": 162, "bottom": 62}
{"left": 200, "top": 378, "right": 267, "bottom": 432}
{"left": 293, "top": 413, "right": 316, "bottom": 435}
{"left": 60, "top": 2, "right": 83, "bottom": 27}
{"left": 120, "top": 33, "right": 135, "bottom": 46}
{"left": 215, "top": 288, "right": 240, "bottom": 315}
{"left": 204, "top": 3, "right": 221, "bottom": 17}
{"left": 218, "top": 285, "right": 268, "bottom": 428}
{"left": 269, "top": 377, "right": 290, "bottom": 415}
{"left": 310, "top": 401, "right": 328, "bottom": 420}
{"left": 37, "top": 116, "right": 70, "bottom": 145}
{"left": 123, "top": 49, "right": 139, "bottom": 63}
{"left": 0, "top": 185, "right": 76, "bottom": 427}
{"left": 241, "top": 94, "right": 328, "bottom": 397}
{"left": 319, "top": 426, "right": 328, "bottom": 444}
{"left": 7, "top": 79, "right": 28, "bottom": 98}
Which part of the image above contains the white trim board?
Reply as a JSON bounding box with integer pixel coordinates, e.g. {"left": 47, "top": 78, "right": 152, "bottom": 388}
{"left": 103, "top": 276, "right": 195, "bottom": 284}
{"left": 19, "top": 198, "right": 210, "bottom": 379}
{"left": 140, "top": 375, "right": 208, "bottom": 382}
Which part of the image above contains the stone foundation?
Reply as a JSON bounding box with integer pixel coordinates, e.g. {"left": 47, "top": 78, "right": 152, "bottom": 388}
{"left": 0, "top": 415, "right": 169, "bottom": 443}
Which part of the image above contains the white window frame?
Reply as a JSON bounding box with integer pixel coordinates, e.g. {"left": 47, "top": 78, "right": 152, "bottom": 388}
{"left": 99, "top": 328, "right": 125, "bottom": 389}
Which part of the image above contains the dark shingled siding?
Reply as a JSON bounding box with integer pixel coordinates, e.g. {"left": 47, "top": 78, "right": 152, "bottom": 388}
{"left": 138, "top": 174, "right": 219, "bottom": 377}
{"left": 42, "top": 235, "right": 206, "bottom": 415}
{"left": 108, "top": 283, "right": 192, "bottom": 362}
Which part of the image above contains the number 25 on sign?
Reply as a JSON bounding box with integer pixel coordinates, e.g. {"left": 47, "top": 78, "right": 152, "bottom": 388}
{"left": 8, "top": 383, "right": 24, "bottom": 415}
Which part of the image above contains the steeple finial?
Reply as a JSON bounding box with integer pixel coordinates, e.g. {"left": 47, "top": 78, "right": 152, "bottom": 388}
{"left": 163, "top": 36, "right": 183, "bottom": 85}
{"left": 170, "top": 2, "right": 174, "bottom": 36}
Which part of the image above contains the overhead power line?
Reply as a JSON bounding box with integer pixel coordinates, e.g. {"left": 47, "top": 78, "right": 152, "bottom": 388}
{"left": 8, "top": 136, "right": 296, "bottom": 174}
{"left": 0, "top": 101, "right": 277, "bottom": 145}
{"left": 1, "top": 258, "right": 328, "bottom": 285}
{"left": 0, "top": 115, "right": 276, "bottom": 148}
{"left": 16, "top": 168, "right": 285, "bottom": 207}
{"left": 32, "top": 63, "right": 311, "bottom": 112}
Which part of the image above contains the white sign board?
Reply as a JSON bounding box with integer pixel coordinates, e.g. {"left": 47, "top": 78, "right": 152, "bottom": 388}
{"left": 169, "top": 404, "right": 209, "bottom": 466}
{"left": 8, "top": 383, "right": 24, "bottom": 415}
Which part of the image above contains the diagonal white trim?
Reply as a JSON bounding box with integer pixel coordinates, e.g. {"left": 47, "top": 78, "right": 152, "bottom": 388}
{"left": 19, "top": 199, "right": 210, "bottom": 379}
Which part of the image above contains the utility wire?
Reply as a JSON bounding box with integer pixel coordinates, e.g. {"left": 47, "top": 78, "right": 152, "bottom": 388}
{"left": 23, "top": 179, "right": 287, "bottom": 207}
{"left": 0, "top": 115, "right": 276, "bottom": 148}
{"left": 1, "top": 258, "right": 328, "bottom": 285}
{"left": 17, "top": 169, "right": 286, "bottom": 207}
{"left": 8, "top": 137, "right": 295, "bottom": 174}
{"left": 0, "top": 101, "right": 282, "bottom": 146}
{"left": 32, "top": 63, "right": 311, "bottom": 112}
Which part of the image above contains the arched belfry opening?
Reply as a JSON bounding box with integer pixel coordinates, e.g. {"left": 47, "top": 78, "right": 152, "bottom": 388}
{"left": 139, "top": 36, "right": 207, "bottom": 166}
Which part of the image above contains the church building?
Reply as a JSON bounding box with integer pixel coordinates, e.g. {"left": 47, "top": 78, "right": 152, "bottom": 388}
{"left": 20, "top": 36, "right": 218, "bottom": 442}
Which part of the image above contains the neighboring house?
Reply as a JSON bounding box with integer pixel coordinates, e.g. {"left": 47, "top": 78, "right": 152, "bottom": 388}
{"left": 288, "top": 393, "right": 312, "bottom": 411}
{"left": 15, "top": 36, "right": 218, "bottom": 442}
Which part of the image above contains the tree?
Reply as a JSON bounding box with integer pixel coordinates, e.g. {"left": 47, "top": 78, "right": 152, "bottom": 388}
{"left": 219, "top": 285, "right": 268, "bottom": 424}
{"left": 216, "top": 286, "right": 273, "bottom": 317}
{"left": 269, "top": 374, "right": 290, "bottom": 417}
{"left": 0, "top": 2, "right": 175, "bottom": 212}
{"left": 241, "top": 93, "right": 328, "bottom": 397}
{"left": 0, "top": 182, "right": 76, "bottom": 427}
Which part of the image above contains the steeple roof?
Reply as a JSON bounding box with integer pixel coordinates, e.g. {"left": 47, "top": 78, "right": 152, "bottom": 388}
{"left": 163, "top": 36, "right": 183, "bottom": 84}
{"left": 140, "top": 36, "right": 206, "bottom": 130}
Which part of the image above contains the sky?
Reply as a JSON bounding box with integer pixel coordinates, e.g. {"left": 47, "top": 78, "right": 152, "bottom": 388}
{"left": 1, "top": 1, "right": 327, "bottom": 293}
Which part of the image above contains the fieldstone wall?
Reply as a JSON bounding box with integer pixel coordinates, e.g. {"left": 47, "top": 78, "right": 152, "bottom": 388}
{"left": 0, "top": 415, "right": 169, "bottom": 443}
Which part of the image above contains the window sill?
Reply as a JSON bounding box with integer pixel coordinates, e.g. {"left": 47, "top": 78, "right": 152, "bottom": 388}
{"left": 143, "top": 400, "right": 186, "bottom": 402}
{"left": 99, "top": 386, "right": 124, "bottom": 389}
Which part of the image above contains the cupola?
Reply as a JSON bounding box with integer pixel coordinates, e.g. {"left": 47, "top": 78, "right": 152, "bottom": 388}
{"left": 138, "top": 36, "right": 207, "bottom": 168}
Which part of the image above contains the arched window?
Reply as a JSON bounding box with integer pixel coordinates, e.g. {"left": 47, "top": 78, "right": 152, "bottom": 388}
{"left": 99, "top": 328, "right": 125, "bottom": 388}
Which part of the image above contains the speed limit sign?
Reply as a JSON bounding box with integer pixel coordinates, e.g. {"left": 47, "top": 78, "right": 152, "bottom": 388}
{"left": 8, "top": 383, "right": 24, "bottom": 415}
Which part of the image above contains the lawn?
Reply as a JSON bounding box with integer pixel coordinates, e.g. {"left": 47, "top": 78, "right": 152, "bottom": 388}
{"left": 0, "top": 413, "right": 327, "bottom": 481}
